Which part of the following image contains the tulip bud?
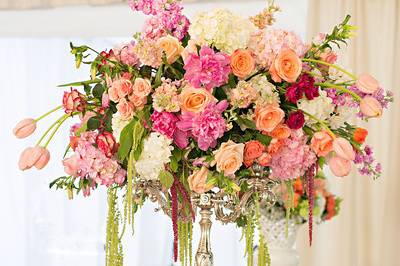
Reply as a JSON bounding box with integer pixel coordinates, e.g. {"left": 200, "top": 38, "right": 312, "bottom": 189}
{"left": 333, "top": 137, "right": 355, "bottom": 161}
{"left": 34, "top": 148, "right": 50, "bottom": 170}
{"left": 13, "top": 118, "right": 37, "bottom": 139}
{"left": 360, "top": 96, "right": 382, "bottom": 117}
{"left": 329, "top": 156, "right": 351, "bottom": 177}
{"left": 18, "top": 147, "right": 34, "bottom": 170}
{"left": 356, "top": 74, "right": 379, "bottom": 94}
{"left": 18, "top": 146, "right": 50, "bottom": 171}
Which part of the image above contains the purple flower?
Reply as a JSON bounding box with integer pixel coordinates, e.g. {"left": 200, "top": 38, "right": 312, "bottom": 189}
{"left": 184, "top": 46, "right": 231, "bottom": 91}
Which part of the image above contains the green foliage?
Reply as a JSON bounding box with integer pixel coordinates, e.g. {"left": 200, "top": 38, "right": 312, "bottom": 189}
{"left": 235, "top": 116, "right": 257, "bottom": 130}
{"left": 117, "top": 119, "right": 135, "bottom": 161}
{"left": 159, "top": 170, "right": 174, "bottom": 189}
{"left": 92, "top": 83, "right": 105, "bottom": 98}
{"left": 87, "top": 116, "right": 101, "bottom": 130}
{"left": 106, "top": 188, "right": 124, "bottom": 266}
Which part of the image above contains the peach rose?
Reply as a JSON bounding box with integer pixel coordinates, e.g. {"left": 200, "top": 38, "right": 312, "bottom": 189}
{"left": 257, "top": 153, "right": 272, "bottom": 167}
{"left": 333, "top": 137, "right": 355, "bottom": 161}
{"left": 310, "top": 130, "right": 334, "bottom": 157}
{"left": 157, "top": 35, "right": 184, "bottom": 64}
{"left": 254, "top": 104, "right": 285, "bottom": 133}
{"left": 230, "top": 49, "right": 256, "bottom": 79}
{"left": 132, "top": 78, "right": 152, "bottom": 98}
{"left": 128, "top": 94, "right": 147, "bottom": 109}
{"left": 353, "top": 128, "right": 368, "bottom": 144}
{"left": 269, "top": 49, "right": 302, "bottom": 83}
{"left": 180, "top": 86, "right": 216, "bottom": 113}
{"left": 319, "top": 49, "right": 337, "bottom": 64}
{"left": 360, "top": 96, "right": 382, "bottom": 117}
{"left": 244, "top": 140, "right": 264, "bottom": 161}
{"left": 356, "top": 74, "right": 379, "bottom": 94}
{"left": 213, "top": 140, "right": 245, "bottom": 176}
{"left": 116, "top": 98, "right": 134, "bottom": 119}
{"left": 188, "top": 166, "right": 212, "bottom": 194}
{"left": 181, "top": 38, "right": 206, "bottom": 62}
{"left": 108, "top": 86, "right": 120, "bottom": 102}
{"left": 269, "top": 124, "right": 291, "bottom": 139}
{"left": 113, "top": 78, "right": 133, "bottom": 98}
{"left": 329, "top": 156, "right": 351, "bottom": 177}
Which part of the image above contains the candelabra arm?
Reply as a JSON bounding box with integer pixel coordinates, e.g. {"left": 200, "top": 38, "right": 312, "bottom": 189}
{"left": 195, "top": 207, "right": 214, "bottom": 266}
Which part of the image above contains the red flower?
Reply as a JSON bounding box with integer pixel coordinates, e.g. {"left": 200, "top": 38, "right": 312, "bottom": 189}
{"left": 285, "top": 73, "right": 319, "bottom": 103}
{"left": 62, "top": 88, "right": 86, "bottom": 113}
{"left": 96, "top": 132, "right": 118, "bottom": 157}
{"left": 286, "top": 110, "right": 305, "bottom": 130}
{"left": 285, "top": 85, "right": 303, "bottom": 103}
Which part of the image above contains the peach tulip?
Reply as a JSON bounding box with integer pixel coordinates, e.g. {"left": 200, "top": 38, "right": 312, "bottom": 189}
{"left": 329, "top": 156, "right": 351, "bottom": 177}
{"left": 18, "top": 146, "right": 50, "bottom": 170}
{"left": 356, "top": 74, "right": 379, "bottom": 94}
{"left": 13, "top": 118, "right": 37, "bottom": 139}
{"left": 360, "top": 96, "right": 383, "bottom": 117}
{"left": 333, "top": 137, "right": 355, "bottom": 161}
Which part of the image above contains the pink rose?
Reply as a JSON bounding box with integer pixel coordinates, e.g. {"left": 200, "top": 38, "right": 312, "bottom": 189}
{"left": 356, "top": 74, "right": 379, "bottom": 94}
{"left": 96, "top": 132, "right": 118, "bottom": 157}
{"left": 132, "top": 78, "right": 152, "bottom": 98}
{"left": 63, "top": 155, "right": 80, "bottom": 177}
{"left": 332, "top": 137, "right": 355, "bottom": 161}
{"left": 116, "top": 98, "right": 134, "bottom": 119}
{"left": 112, "top": 78, "right": 133, "bottom": 99}
{"left": 319, "top": 49, "right": 337, "bottom": 64}
{"left": 63, "top": 89, "right": 86, "bottom": 113}
{"left": 329, "top": 156, "right": 351, "bottom": 177}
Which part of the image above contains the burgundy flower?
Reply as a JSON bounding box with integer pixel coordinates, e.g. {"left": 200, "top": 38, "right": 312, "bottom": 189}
{"left": 285, "top": 73, "right": 319, "bottom": 103}
{"left": 96, "top": 132, "right": 118, "bottom": 157}
{"left": 285, "top": 85, "right": 304, "bottom": 103}
{"left": 286, "top": 110, "right": 305, "bottom": 129}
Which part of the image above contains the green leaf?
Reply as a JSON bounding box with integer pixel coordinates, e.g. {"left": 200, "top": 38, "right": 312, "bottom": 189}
{"left": 117, "top": 119, "right": 135, "bottom": 161}
{"left": 170, "top": 157, "right": 179, "bottom": 172}
{"left": 87, "top": 117, "right": 100, "bottom": 130}
{"left": 236, "top": 116, "right": 256, "bottom": 130}
{"left": 57, "top": 79, "right": 101, "bottom": 87}
{"left": 318, "top": 156, "right": 325, "bottom": 169}
{"left": 159, "top": 170, "right": 174, "bottom": 189}
{"left": 92, "top": 83, "right": 105, "bottom": 98}
{"left": 255, "top": 132, "right": 272, "bottom": 146}
{"left": 49, "top": 177, "right": 63, "bottom": 189}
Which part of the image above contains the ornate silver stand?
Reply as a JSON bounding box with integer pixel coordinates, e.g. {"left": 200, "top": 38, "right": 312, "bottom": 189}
{"left": 132, "top": 165, "right": 278, "bottom": 266}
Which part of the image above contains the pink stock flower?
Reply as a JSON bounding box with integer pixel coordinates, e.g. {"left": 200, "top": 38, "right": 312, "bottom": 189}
{"left": 150, "top": 111, "right": 179, "bottom": 139}
{"left": 184, "top": 46, "right": 231, "bottom": 91}
{"left": 176, "top": 101, "right": 228, "bottom": 151}
{"left": 269, "top": 131, "right": 317, "bottom": 180}
{"left": 113, "top": 41, "right": 139, "bottom": 66}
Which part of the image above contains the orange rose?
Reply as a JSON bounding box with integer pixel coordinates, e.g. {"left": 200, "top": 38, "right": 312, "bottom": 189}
{"left": 244, "top": 140, "right": 264, "bottom": 161}
{"left": 230, "top": 49, "right": 256, "bottom": 79}
{"left": 157, "top": 35, "right": 184, "bottom": 64}
{"left": 254, "top": 104, "right": 285, "bottom": 133}
{"left": 213, "top": 140, "right": 244, "bottom": 176}
{"left": 269, "top": 124, "right": 291, "bottom": 139}
{"left": 180, "top": 86, "right": 216, "bottom": 113}
{"left": 257, "top": 153, "right": 272, "bottom": 167}
{"left": 267, "top": 138, "right": 284, "bottom": 154}
{"left": 188, "top": 166, "right": 212, "bottom": 194}
{"left": 310, "top": 130, "right": 334, "bottom": 157}
{"left": 353, "top": 128, "right": 368, "bottom": 144}
{"left": 269, "top": 49, "right": 302, "bottom": 83}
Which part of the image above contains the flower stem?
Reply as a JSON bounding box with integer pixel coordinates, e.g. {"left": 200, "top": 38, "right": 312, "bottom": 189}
{"left": 44, "top": 113, "right": 74, "bottom": 148}
{"left": 316, "top": 82, "right": 361, "bottom": 102}
{"left": 302, "top": 58, "right": 357, "bottom": 80}
{"left": 301, "top": 110, "right": 335, "bottom": 136}
{"left": 35, "top": 105, "right": 63, "bottom": 122}
{"left": 36, "top": 114, "right": 68, "bottom": 146}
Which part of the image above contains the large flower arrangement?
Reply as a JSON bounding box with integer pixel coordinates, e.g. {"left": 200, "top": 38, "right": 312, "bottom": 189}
{"left": 14, "top": 1, "right": 393, "bottom": 266}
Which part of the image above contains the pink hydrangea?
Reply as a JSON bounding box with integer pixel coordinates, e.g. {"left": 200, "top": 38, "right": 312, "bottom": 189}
{"left": 176, "top": 100, "right": 228, "bottom": 151}
{"left": 113, "top": 41, "right": 139, "bottom": 66}
{"left": 67, "top": 131, "right": 126, "bottom": 188}
{"left": 248, "top": 28, "right": 308, "bottom": 68}
{"left": 133, "top": 39, "right": 163, "bottom": 67}
{"left": 184, "top": 45, "right": 231, "bottom": 91}
{"left": 150, "top": 111, "right": 179, "bottom": 139}
{"left": 269, "top": 130, "right": 316, "bottom": 180}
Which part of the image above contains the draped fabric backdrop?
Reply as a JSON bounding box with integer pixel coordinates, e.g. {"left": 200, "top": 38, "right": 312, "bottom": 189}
{"left": 296, "top": 1, "right": 400, "bottom": 266}
{"left": 0, "top": 0, "right": 125, "bottom": 10}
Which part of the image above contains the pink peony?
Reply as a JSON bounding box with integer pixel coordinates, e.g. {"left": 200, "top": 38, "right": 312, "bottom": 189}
{"left": 269, "top": 130, "right": 317, "bottom": 180}
{"left": 184, "top": 46, "right": 231, "bottom": 91}
{"left": 150, "top": 111, "right": 179, "bottom": 139}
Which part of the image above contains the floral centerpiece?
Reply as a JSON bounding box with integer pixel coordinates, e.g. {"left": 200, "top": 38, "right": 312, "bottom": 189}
{"left": 13, "top": 1, "right": 393, "bottom": 266}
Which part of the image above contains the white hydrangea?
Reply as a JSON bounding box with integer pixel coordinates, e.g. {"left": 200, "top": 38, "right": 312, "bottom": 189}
{"left": 189, "top": 8, "right": 256, "bottom": 53}
{"left": 111, "top": 112, "right": 131, "bottom": 142}
{"left": 329, "top": 106, "right": 357, "bottom": 129}
{"left": 298, "top": 90, "right": 334, "bottom": 125}
{"left": 249, "top": 75, "right": 280, "bottom": 105}
{"left": 135, "top": 132, "right": 173, "bottom": 180}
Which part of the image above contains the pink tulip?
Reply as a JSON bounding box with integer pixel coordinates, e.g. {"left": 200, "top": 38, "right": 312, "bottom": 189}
{"left": 13, "top": 118, "right": 37, "bottom": 139}
{"left": 329, "top": 156, "right": 351, "bottom": 177}
{"left": 18, "top": 147, "right": 35, "bottom": 170}
{"left": 34, "top": 148, "right": 50, "bottom": 169}
{"left": 333, "top": 137, "right": 355, "bottom": 161}
{"left": 360, "top": 96, "right": 382, "bottom": 117}
{"left": 356, "top": 74, "right": 379, "bottom": 94}
{"left": 63, "top": 155, "right": 80, "bottom": 176}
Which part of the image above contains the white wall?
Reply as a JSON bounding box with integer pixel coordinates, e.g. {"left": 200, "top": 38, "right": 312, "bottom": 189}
{"left": 0, "top": 1, "right": 308, "bottom": 265}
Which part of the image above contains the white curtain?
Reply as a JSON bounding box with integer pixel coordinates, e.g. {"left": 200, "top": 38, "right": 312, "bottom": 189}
{"left": 0, "top": 0, "right": 125, "bottom": 10}
{"left": 297, "top": 1, "right": 400, "bottom": 266}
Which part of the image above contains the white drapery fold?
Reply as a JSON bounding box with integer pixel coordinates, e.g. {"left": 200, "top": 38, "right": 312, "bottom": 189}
{"left": 0, "top": 0, "right": 125, "bottom": 10}
{"left": 296, "top": 1, "right": 400, "bottom": 266}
